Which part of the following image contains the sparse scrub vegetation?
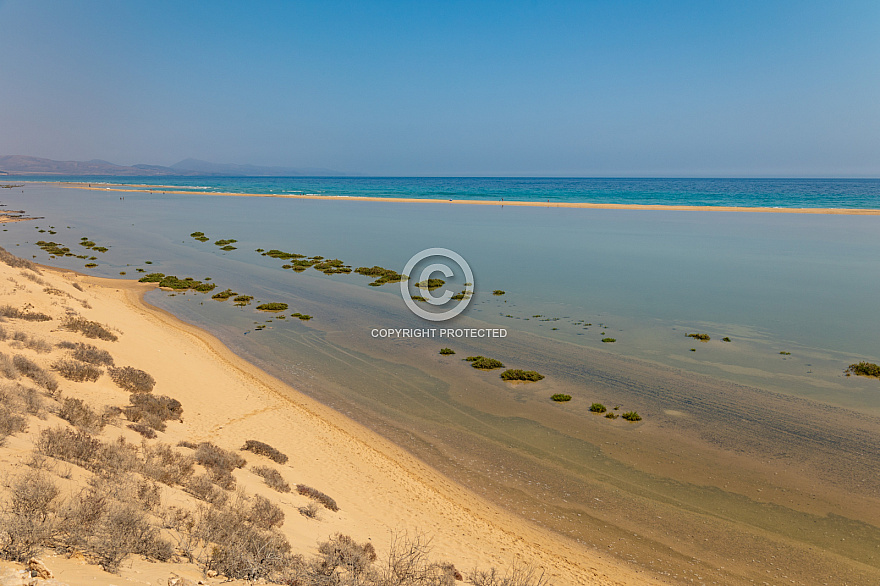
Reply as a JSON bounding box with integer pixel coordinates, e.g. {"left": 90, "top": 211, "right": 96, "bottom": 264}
{"left": 60, "top": 341, "right": 114, "bottom": 366}
{"left": 252, "top": 465, "right": 291, "bottom": 493}
{"left": 0, "top": 470, "right": 59, "bottom": 561}
{"left": 500, "top": 369, "right": 544, "bottom": 382}
{"left": 0, "top": 245, "right": 40, "bottom": 271}
{"left": 108, "top": 365, "right": 155, "bottom": 393}
{"left": 296, "top": 484, "right": 339, "bottom": 511}
{"left": 439, "top": 347, "right": 455, "bottom": 355}
{"left": 256, "top": 302, "right": 288, "bottom": 311}
{"left": 12, "top": 355, "right": 57, "bottom": 393}
{"left": 622, "top": 411, "right": 642, "bottom": 422}
{"left": 354, "top": 265, "right": 407, "bottom": 286}
{"left": 601, "top": 337, "right": 616, "bottom": 343}
{"left": 10, "top": 331, "right": 52, "bottom": 353}
{"left": 128, "top": 422, "right": 158, "bottom": 438}
{"left": 687, "top": 333, "right": 710, "bottom": 341}
{"left": 551, "top": 394, "right": 572, "bottom": 402}
{"left": 0, "top": 353, "right": 17, "bottom": 379}
{"left": 58, "top": 397, "right": 106, "bottom": 433}
{"left": 62, "top": 316, "right": 118, "bottom": 341}
{"left": 0, "top": 305, "right": 52, "bottom": 321}
{"left": 589, "top": 403, "right": 607, "bottom": 413}
{"left": 53, "top": 359, "right": 103, "bottom": 382}
{"left": 212, "top": 288, "right": 237, "bottom": 300}
{"left": 193, "top": 441, "right": 246, "bottom": 489}
{"left": 124, "top": 394, "right": 183, "bottom": 432}
{"left": 242, "top": 439, "right": 288, "bottom": 464}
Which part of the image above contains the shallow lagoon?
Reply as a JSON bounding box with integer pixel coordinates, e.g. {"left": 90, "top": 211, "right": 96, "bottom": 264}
{"left": 4, "top": 184, "right": 880, "bottom": 584}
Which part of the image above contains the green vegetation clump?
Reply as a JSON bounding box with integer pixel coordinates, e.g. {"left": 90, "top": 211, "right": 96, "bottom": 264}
{"left": 465, "top": 356, "right": 504, "bottom": 370}
{"left": 687, "top": 333, "right": 710, "bottom": 341}
{"left": 190, "top": 231, "right": 210, "bottom": 242}
{"left": 492, "top": 290, "right": 506, "bottom": 295}
{"left": 551, "top": 394, "right": 572, "bottom": 402}
{"left": 439, "top": 348, "right": 455, "bottom": 355}
{"left": 290, "top": 312, "right": 312, "bottom": 321}
{"left": 91, "top": 246, "right": 108, "bottom": 253}
{"left": 219, "top": 245, "right": 237, "bottom": 251}
{"left": 355, "top": 266, "right": 407, "bottom": 286}
{"left": 211, "top": 288, "right": 238, "bottom": 300}
{"left": 84, "top": 263, "right": 98, "bottom": 268}
{"left": 138, "top": 273, "right": 165, "bottom": 283}
{"left": 601, "top": 337, "right": 616, "bottom": 343}
{"left": 605, "top": 412, "right": 618, "bottom": 419}
{"left": 622, "top": 411, "right": 642, "bottom": 422}
{"left": 242, "top": 439, "right": 289, "bottom": 464}
{"left": 233, "top": 295, "right": 253, "bottom": 306}
{"left": 256, "top": 303, "right": 288, "bottom": 312}
{"left": 847, "top": 361, "right": 880, "bottom": 378}
{"left": 500, "top": 369, "right": 544, "bottom": 381}
{"left": 722, "top": 337, "right": 731, "bottom": 342}
{"left": 589, "top": 403, "right": 607, "bottom": 413}
{"left": 214, "top": 239, "right": 237, "bottom": 246}
{"left": 411, "top": 295, "right": 427, "bottom": 302}
{"left": 779, "top": 351, "right": 791, "bottom": 355}
{"left": 312, "top": 259, "right": 351, "bottom": 274}
{"left": 415, "top": 278, "right": 445, "bottom": 291}
{"left": 263, "top": 249, "right": 306, "bottom": 260}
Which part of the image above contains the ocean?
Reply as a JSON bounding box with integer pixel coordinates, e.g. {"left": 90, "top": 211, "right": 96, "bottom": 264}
{"left": 3, "top": 180, "right": 880, "bottom": 584}
{"left": 9, "top": 175, "right": 880, "bottom": 208}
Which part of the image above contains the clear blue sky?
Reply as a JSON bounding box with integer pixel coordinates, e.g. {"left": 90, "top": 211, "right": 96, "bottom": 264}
{"left": 1, "top": 0, "right": 878, "bottom": 176}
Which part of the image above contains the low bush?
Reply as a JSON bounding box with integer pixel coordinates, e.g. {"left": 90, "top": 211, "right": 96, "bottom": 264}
{"left": 127, "top": 423, "right": 157, "bottom": 438}
{"left": 722, "top": 337, "right": 732, "bottom": 342}
{"left": 194, "top": 442, "right": 246, "bottom": 489}
{"left": 296, "top": 484, "right": 338, "bottom": 511}
{"left": 687, "top": 333, "right": 710, "bottom": 341}
{"left": 0, "top": 245, "right": 39, "bottom": 271}
{"left": 61, "top": 342, "right": 114, "bottom": 366}
{"left": 0, "top": 403, "right": 28, "bottom": 444}
{"left": 0, "top": 305, "right": 52, "bottom": 321}
{"left": 589, "top": 402, "right": 607, "bottom": 413}
{"left": 601, "top": 337, "right": 616, "bottom": 343}
{"left": 291, "top": 312, "right": 312, "bottom": 320}
{"left": 212, "top": 288, "right": 237, "bottom": 300}
{"left": 10, "top": 331, "right": 52, "bottom": 353}
{"left": 492, "top": 290, "right": 505, "bottom": 295}
{"left": 500, "top": 369, "right": 544, "bottom": 381}
{"left": 256, "top": 302, "right": 288, "bottom": 311}
{"left": 138, "top": 273, "right": 165, "bottom": 283}
{"left": 12, "top": 355, "right": 57, "bottom": 393}
{"left": 252, "top": 465, "right": 291, "bottom": 493}
{"left": 184, "top": 474, "right": 230, "bottom": 505}
{"left": 0, "top": 353, "right": 18, "bottom": 379}
{"left": 53, "top": 359, "right": 103, "bottom": 382}
{"left": 0, "top": 471, "right": 59, "bottom": 561}
{"left": 551, "top": 394, "right": 572, "bottom": 402}
{"left": 62, "top": 316, "right": 117, "bottom": 341}
{"left": 465, "top": 356, "right": 504, "bottom": 370}
{"left": 141, "top": 443, "right": 194, "bottom": 486}
{"left": 58, "top": 397, "right": 106, "bottom": 433}
{"left": 108, "top": 366, "right": 155, "bottom": 393}
{"left": 124, "top": 394, "right": 182, "bottom": 432}
{"left": 233, "top": 295, "right": 253, "bottom": 306}
{"left": 354, "top": 266, "right": 407, "bottom": 286}
{"left": 242, "top": 439, "right": 288, "bottom": 464}
{"left": 622, "top": 411, "right": 642, "bottom": 422}
{"left": 439, "top": 347, "right": 455, "bottom": 355}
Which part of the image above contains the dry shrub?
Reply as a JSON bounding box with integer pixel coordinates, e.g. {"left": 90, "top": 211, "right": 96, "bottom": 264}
{"left": 53, "top": 359, "right": 103, "bottom": 382}
{"left": 177, "top": 440, "right": 199, "bottom": 449}
{"left": 108, "top": 366, "right": 155, "bottom": 392}
{"left": 242, "top": 439, "right": 288, "bottom": 464}
{"left": 252, "top": 465, "right": 291, "bottom": 493}
{"left": 0, "top": 404, "right": 27, "bottom": 444}
{"left": 184, "top": 474, "right": 230, "bottom": 505}
{"left": 142, "top": 442, "right": 194, "bottom": 486}
{"left": 124, "top": 393, "right": 182, "bottom": 431}
{"left": 91, "top": 502, "right": 172, "bottom": 572}
{"left": 0, "top": 471, "right": 59, "bottom": 561}
{"left": 58, "top": 396, "right": 106, "bottom": 433}
{"left": 0, "top": 353, "right": 17, "bottom": 379}
{"left": 10, "top": 331, "right": 52, "bottom": 353}
{"left": 20, "top": 271, "right": 46, "bottom": 285}
{"left": 194, "top": 496, "right": 293, "bottom": 581}
{"left": 0, "top": 246, "right": 39, "bottom": 271}
{"left": 128, "top": 422, "right": 158, "bottom": 438}
{"left": 0, "top": 305, "right": 52, "bottom": 322}
{"left": 61, "top": 341, "right": 114, "bottom": 366}
{"left": 468, "top": 563, "right": 550, "bottom": 586}
{"left": 12, "top": 355, "right": 57, "bottom": 393}
{"left": 296, "top": 484, "right": 338, "bottom": 512}
{"left": 313, "top": 533, "right": 378, "bottom": 582}
{"left": 194, "top": 442, "right": 246, "bottom": 489}
{"left": 37, "top": 428, "right": 139, "bottom": 477}
{"left": 298, "top": 502, "right": 319, "bottom": 519}
{"left": 62, "top": 316, "right": 117, "bottom": 341}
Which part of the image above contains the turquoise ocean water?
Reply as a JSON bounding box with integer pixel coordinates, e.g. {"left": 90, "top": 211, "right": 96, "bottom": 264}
{"left": 9, "top": 176, "right": 880, "bottom": 208}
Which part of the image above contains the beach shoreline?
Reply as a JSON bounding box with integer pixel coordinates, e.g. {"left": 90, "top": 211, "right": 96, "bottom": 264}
{"left": 0, "top": 251, "right": 649, "bottom": 585}
{"left": 49, "top": 181, "right": 880, "bottom": 215}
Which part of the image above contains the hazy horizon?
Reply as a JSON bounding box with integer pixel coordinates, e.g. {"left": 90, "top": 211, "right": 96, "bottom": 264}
{"left": 1, "top": 1, "right": 878, "bottom": 177}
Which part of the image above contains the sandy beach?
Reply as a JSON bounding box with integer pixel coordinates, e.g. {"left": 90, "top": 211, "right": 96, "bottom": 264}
{"left": 0, "top": 250, "right": 656, "bottom": 585}
{"left": 53, "top": 182, "right": 880, "bottom": 215}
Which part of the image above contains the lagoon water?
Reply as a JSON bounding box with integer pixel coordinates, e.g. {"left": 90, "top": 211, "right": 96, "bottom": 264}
{"left": 4, "top": 182, "right": 880, "bottom": 584}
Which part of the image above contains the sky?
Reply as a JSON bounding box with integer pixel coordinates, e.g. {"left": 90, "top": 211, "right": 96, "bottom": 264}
{"left": 1, "top": 0, "right": 879, "bottom": 177}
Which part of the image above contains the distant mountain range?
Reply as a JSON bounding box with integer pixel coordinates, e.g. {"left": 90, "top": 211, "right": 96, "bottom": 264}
{"left": 0, "top": 155, "right": 344, "bottom": 177}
